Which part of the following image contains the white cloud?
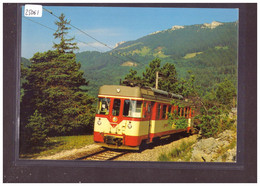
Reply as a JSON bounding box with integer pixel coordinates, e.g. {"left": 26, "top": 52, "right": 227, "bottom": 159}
{"left": 76, "top": 41, "right": 112, "bottom": 53}
{"left": 21, "top": 29, "right": 119, "bottom": 58}
{"left": 72, "top": 27, "right": 124, "bottom": 38}
{"left": 69, "top": 27, "right": 126, "bottom": 53}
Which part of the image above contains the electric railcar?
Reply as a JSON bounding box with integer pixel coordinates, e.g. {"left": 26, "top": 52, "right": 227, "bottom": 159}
{"left": 93, "top": 85, "right": 195, "bottom": 150}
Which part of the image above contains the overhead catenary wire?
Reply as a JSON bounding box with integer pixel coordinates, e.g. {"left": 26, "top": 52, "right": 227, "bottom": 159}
{"left": 23, "top": 16, "right": 131, "bottom": 63}
{"left": 43, "top": 7, "right": 113, "bottom": 50}
{"left": 23, "top": 16, "right": 56, "bottom": 32}
{"left": 23, "top": 17, "right": 104, "bottom": 52}
{"left": 42, "top": 7, "right": 140, "bottom": 64}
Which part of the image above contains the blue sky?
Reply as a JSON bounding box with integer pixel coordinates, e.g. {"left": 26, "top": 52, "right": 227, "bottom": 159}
{"left": 21, "top": 6, "right": 238, "bottom": 58}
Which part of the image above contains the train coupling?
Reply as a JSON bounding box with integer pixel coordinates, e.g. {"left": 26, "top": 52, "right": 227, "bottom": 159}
{"left": 104, "top": 135, "right": 123, "bottom": 146}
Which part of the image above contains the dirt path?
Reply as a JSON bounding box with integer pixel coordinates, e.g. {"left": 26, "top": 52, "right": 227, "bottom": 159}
{"left": 35, "top": 144, "right": 101, "bottom": 160}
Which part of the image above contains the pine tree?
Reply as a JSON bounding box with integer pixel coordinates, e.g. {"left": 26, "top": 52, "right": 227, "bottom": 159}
{"left": 125, "top": 69, "right": 141, "bottom": 81}
{"left": 159, "top": 63, "right": 178, "bottom": 92}
{"left": 142, "top": 58, "right": 179, "bottom": 93}
{"left": 142, "top": 58, "right": 161, "bottom": 88}
{"left": 53, "top": 13, "right": 78, "bottom": 54}
{"left": 25, "top": 110, "right": 48, "bottom": 146}
{"left": 20, "top": 110, "right": 48, "bottom": 153}
{"left": 21, "top": 14, "right": 95, "bottom": 140}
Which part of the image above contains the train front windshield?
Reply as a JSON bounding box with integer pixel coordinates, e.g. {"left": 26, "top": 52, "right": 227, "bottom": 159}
{"left": 97, "top": 98, "right": 110, "bottom": 115}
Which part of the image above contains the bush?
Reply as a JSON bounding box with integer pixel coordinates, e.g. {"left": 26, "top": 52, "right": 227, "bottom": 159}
{"left": 25, "top": 110, "right": 48, "bottom": 146}
{"left": 168, "top": 111, "right": 188, "bottom": 130}
{"left": 197, "top": 106, "right": 235, "bottom": 138}
{"left": 216, "top": 79, "right": 236, "bottom": 106}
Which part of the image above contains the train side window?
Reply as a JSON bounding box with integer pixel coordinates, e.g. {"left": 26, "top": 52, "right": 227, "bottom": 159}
{"left": 123, "top": 100, "right": 130, "bottom": 116}
{"left": 136, "top": 101, "right": 143, "bottom": 117}
{"left": 147, "top": 103, "right": 151, "bottom": 113}
{"left": 185, "top": 107, "right": 188, "bottom": 118}
{"left": 156, "top": 104, "right": 161, "bottom": 119}
{"left": 186, "top": 107, "right": 190, "bottom": 118}
{"left": 178, "top": 107, "right": 182, "bottom": 117}
{"left": 123, "top": 100, "right": 143, "bottom": 118}
{"left": 143, "top": 102, "right": 147, "bottom": 118}
{"left": 162, "top": 105, "right": 167, "bottom": 119}
{"left": 173, "top": 106, "right": 177, "bottom": 113}
{"left": 112, "top": 99, "right": 121, "bottom": 116}
{"left": 97, "top": 98, "right": 110, "bottom": 115}
{"left": 168, "top": 105, "right": 172, "bottom": 114}
{"left": 166, "top": 105, "right": 172, "bottom": 119}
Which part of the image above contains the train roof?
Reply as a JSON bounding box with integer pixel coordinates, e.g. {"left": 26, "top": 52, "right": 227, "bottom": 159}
{"left": 98, "top": 85, "right": 183, "bottom": 102}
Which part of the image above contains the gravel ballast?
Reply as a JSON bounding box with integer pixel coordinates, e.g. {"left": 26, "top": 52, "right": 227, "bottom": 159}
{"left": 115, "top": 134, "right": 198, "bottom": 161}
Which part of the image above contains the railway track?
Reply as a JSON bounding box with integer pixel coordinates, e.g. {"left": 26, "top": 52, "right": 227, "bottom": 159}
{"left": 76, "top": 148, "right": 128, "bottom": 161}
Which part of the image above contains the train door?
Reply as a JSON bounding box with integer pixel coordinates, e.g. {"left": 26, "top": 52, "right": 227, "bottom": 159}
{"left": 110, "top": 98, "right": 121, "bottom": 134}
{"left": 147, "top": 101, "right": 154, "bottom": 143}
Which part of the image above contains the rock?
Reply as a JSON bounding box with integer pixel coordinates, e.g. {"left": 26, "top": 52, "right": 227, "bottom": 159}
{"left": 202, "top": 21, "right": 223, "bottom": 29}
{"left": 171, "top": 25, "right": 184, "bottom": 31}
{"left": 114, "top": 41, "right": 126, "bottom": 48}
{"left": 190, "top": 129, "right": 237, "bottom": 162}
{"left": 228, "top": 108, "right": 237, "bottom": 119}
{"left": 190, "top": 150, "right": 204, "bottom": 162}
{"left": 149, "top": 31, "right": 162, "bottom": 35}
{"left": 231, "top": 107, "right": 237, "bottom": 114}
{"left": 217, "top": 130, "right": 235, "bottom": 142}
{"left": 193, "top": 137, "right": 218, "bottom": 154}
{"left": 225, "top": 147, "right": 237, "bottom": 162}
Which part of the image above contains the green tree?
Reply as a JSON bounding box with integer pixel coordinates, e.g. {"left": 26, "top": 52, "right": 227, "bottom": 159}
{"left": 21, "top": 50, "right": 95, "bottom": 136}
{"left": 197, "top": 106, "right": 221, "bottom": 138}
{"left": 123, "top": 69, "right": 143, "bottom": 86}
{"left": 159, "top": 63, "right": 178, "bottom": 92}
{"left": 192, "top": 79, "right": 236, "bottom": 139}
{"left": 53, "top": 13, "right": 78, "bottom": 54}
{"left": 125, "top": 69, "right": 141, "bottom": 81}
{"left": 215, "top": 78, "right": 236, "bottom": 106}
{"left": 177, "top": 71, "right": 196, "bottom": 97}
{"left": 25, "top": 110, "right": 48, "bottom": 146}
{"left": 142, "top": 58, "right": 179, "bottom": 92}
{"left": 142, "top": 58, "right": 161, "bottom": 88}
{"left": 21, "top": 14, "right": 95, "bottom": 140}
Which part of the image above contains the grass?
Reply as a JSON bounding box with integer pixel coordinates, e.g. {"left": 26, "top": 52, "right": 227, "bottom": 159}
{"left": 20, "top": 135, "right": 94, "bottom": 159}
{"left": 153, "top": 51, "right": 169, "bottom": 58}
{"left": 131, "top": 46, "right": 151, "bottom": 56}
{"left": 121, "top": 61, "right": 138, "bottom": 67}
{"left": 215, "top": 138, "right": 237, "bottom": 162}
{"left": 215, "top": 46, "right": 229, "bottom": 50}
{"left": 183, "top": 52, "right": 203, "bottom": 59}
{"left": 158, "top": 141, "right": 196, "bottom": 162}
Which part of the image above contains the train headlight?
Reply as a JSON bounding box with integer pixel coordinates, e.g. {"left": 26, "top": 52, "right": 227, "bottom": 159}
{"left": 127, "top": 122, "right": 132, "bottom": 129}
{"left": 97, "top": 119, "right": 102, "bottom": 125}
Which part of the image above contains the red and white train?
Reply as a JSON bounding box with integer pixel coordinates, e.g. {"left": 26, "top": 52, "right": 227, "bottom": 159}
{"left": 93, "top": 85, "right": 195, "bottom": 150}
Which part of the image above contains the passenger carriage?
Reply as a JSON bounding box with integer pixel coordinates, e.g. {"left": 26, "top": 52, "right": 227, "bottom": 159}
{"left": 93, "top": 85, "right": 195, "bottom": 150}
